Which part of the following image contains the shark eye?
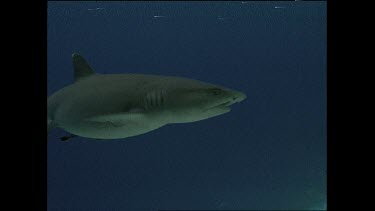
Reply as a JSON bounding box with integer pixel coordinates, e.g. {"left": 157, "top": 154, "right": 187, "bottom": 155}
{"left": 210, "top": 88, "right": 222, "bottom": 96}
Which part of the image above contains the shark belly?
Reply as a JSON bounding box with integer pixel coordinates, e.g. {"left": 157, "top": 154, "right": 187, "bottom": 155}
{"left": 61, "top": 117, "right": 164, "bottom": 140}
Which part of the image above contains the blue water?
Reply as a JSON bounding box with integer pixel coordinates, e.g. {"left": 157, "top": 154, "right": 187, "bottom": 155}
{"left": 47, "top": 1, "right": 326, "bottom": 210}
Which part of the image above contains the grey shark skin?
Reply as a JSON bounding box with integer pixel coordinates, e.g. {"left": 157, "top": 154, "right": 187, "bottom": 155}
{"left": 47, "top": 53, "right": 246, "bottom": 140}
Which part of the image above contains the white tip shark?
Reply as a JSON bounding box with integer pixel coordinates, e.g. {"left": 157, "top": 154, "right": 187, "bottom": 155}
{"left": 47, "top": 53, "right": 246, "bottom": 140}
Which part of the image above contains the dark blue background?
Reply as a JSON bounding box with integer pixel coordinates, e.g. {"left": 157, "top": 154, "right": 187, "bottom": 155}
{"left": 48, "top": 1, "right": 326, "bottom": 210}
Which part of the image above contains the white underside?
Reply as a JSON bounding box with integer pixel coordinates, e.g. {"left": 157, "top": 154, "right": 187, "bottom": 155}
{"left": 61, "top": 118, "right": 165, "bottom": 140}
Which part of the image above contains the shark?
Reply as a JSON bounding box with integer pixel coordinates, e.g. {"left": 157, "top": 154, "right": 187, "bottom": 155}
{"left": 47, "top": 53, "right": 246, "bottom": 141}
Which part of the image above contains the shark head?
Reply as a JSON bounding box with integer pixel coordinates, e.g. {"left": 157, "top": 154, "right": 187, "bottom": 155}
{"left": 165, "top": 85, "right": 246, "bottom": 123}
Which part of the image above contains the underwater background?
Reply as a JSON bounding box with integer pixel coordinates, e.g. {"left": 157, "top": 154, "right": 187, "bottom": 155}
{"left": 47, "top": 1, "right": 326, "bottom": 210}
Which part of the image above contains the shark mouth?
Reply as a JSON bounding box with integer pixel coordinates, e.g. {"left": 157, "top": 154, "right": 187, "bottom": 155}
{"left": 220, "top": 101, "right": 235, "bottom": 107}
{"left": 207, "top": 100, "right": 236, "bottom": 110}
{"left": 206, "top": 92, "right": 246, "bottom": 112}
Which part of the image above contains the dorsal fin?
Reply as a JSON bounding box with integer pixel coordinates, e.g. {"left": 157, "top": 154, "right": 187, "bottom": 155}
{"left": 72, "top": 53, "right": 96, "bottom": 82}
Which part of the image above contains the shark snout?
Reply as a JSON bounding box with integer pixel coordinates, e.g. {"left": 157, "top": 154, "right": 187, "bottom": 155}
{"left": 232, "top": 91, "right": 246, "bottom": 103}
{"left": 210, "top": 90, "right": 246, "bottom": 109}
{"left": 227, "top": 90, "right": 246, "bottom": 104}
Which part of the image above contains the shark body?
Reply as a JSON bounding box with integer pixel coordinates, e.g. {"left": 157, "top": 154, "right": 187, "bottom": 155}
{"left": 47, "top": 53, "right": 246, "bottom": 140}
